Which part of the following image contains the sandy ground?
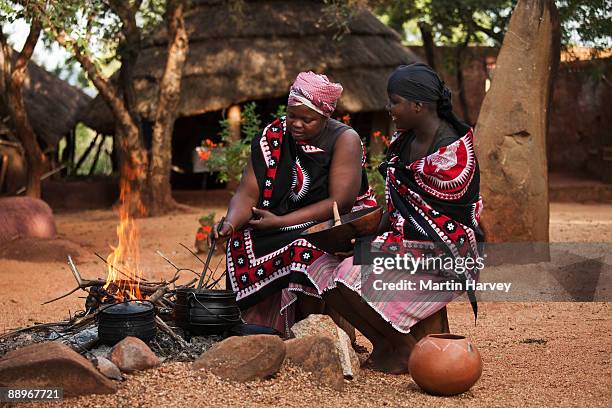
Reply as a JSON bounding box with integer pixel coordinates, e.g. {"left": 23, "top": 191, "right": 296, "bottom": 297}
{"left": 1, "top": 198, "right": 611, "bottom": 407}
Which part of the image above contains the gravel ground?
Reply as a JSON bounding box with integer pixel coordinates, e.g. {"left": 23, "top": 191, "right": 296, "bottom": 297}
{"left": 2, "top": 200, "right": 611, "bottom": 407}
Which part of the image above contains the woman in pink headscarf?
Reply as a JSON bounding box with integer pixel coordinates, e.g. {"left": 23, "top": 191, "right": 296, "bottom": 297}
{"left": 210, "top": 72, "right": 376, "bottom": 336}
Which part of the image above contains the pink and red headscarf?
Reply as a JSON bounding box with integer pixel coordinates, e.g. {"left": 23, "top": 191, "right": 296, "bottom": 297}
{"left": 287, "top": 71, "right": 343, "bottom": 118}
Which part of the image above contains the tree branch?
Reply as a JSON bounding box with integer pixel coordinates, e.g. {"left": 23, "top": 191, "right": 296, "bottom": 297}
{"left": 473, "top": 22, "right": 504, "bottom": 44}
{"left": 13, "top": 19, "right": 41, "bottom": 73}
{"left": 32, "top": 2, "right": 138, "bottom": 137}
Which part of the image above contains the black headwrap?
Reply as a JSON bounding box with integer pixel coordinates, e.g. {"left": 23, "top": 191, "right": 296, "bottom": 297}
{"left": 387, "top": 63, "right": 470, "bottom": 134}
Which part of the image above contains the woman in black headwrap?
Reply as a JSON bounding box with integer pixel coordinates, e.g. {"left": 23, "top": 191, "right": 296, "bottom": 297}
{"left": 307, "top": 63, "right": 484, "bottom": 374}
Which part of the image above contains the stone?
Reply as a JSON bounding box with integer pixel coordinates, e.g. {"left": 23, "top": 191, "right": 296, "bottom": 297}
{"left": 290, "top": 314, "right": 360, "bottom": 379}
{"left": 193, "top": 334, "right": 285, "bottom": 382}
{"left": 92, "top": 356, "right": 123, "bottom": 381}
{"left": 0, "top": 342, "right": 116, "bottom": 396}
{"left": 110, "top": 337, "right": 160, "bottom": 373}
{"left": 0, "top": 197, "right": 56, "bottom": 246}
{"left": 284, "top": 336, "right": 345, "bottom": 391}
{"left": 474, "top": 0, "right": 560, "bottom": 250}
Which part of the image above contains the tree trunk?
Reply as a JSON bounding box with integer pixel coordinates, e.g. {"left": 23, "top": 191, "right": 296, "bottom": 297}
{"left": 454, "top": 40, "right": 472, "bottom": 125}
{"left": 0, "top": 22, "right": 45, "bottom": 198}
{"left": 116, "top": 124, "right": 149, "bottom": 216}
{"left": 110, "top": 0, "right": 143, "bottom": 136}
{"left": 148, "top": 0, "right": 189, "bottom": 215}
{"left": 418, "top": 22, "right": 436, "bottom": 71}
{"left": 34, "top": 1, "right": 145, "bottom": 214}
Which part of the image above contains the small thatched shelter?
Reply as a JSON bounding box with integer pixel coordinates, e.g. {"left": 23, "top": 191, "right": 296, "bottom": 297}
{"left": 78, "top": 0, "right": 419, "bottom": 187}
{"left": 1, "top": 51, "right": 91, "bottom": 150}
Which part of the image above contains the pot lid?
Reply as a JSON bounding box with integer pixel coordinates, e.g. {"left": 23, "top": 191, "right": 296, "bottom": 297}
{"left": 101, "top": 301, "right": 153, "bottom": 315}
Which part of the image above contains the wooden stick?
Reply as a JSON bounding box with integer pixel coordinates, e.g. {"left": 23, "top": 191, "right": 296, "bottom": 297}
{"left": 67, "top": 255, "right": 84, "bottom": 286}
{"left": 88, "top": 135, "right": 105, "bottom": 177}
{"left": 74, "top": 132, "right": 100, "bottom": 172}
{"left": 0, "top": 321, "right": 71, "bottom": 340}
{"left": 179, "top": 242, "right": 205, "bottom": 264}
{"left": 155, "top": 316, "right": 188, "bottom": 348}
{"left": 148, "top": 285, "right": 169, "bottom": 304}
{"left": 333, "top": 201, "right": 341, "bottom": 226}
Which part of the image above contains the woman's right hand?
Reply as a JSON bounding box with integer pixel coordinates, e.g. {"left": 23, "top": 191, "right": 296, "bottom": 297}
{"left": 208, "top": 219, "right": 235, "bottom": 247}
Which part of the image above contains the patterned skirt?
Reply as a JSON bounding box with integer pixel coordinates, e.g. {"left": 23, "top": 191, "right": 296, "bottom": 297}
{"left": 239, "top": 282, "right": 321, "bottom": 337}
{"left": 306, "top": 254, "right": 476, "bottom": 333}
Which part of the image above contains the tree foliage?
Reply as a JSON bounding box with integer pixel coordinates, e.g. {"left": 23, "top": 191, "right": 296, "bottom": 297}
{"left": 371, "top": 0, "right": 611, "bottom": 51}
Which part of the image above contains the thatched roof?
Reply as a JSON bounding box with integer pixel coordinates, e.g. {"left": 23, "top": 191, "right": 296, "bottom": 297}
{"left": 1, "top": 50, "right": 92, "bottom": 147}
{"left": 79, "top": 0, "right": 419, "bottom": 135}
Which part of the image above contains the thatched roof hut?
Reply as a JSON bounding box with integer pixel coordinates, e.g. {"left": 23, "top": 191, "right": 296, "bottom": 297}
{"left": 79, "top": 0, "right": 419, "bottom": 135}
{"left": 0, "top": 51, "right": 91, "bottom": 149}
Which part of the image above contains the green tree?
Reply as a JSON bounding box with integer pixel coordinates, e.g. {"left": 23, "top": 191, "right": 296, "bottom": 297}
{"left": 367, "top": 0, "right": 610, "bottom": 121}
{"left": 11, "top": 0, "right": 189, "bottom": 215}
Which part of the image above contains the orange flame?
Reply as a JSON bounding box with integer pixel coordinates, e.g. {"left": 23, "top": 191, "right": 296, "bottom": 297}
{"left": 104, "top": 161, "right": 147, "bottom": 302}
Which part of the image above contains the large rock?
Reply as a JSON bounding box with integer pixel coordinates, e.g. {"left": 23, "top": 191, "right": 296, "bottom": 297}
{"left": 474, "top": 0, "right": 559, "bottom": 248}
{"left": 0, "top": 342, "right": 116, "bottom": 396}
{"left": 284, "top": 336, "right": 345, "bottom": 391}
{"left": 291, "top": 314, "right": 360, "bottom": 379}
{"left": 110, "top": 337, "right": 160, "bottom": 373}
{"left": 0, "top": 197, "right": 56, "bottom": 246}
{"left": 193, "top": 334, "right": 285, "bottom": 382}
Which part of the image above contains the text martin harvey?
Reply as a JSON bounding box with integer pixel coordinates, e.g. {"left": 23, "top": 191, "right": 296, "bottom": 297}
{"left": 372, "top": 279, "right": 512, "bottom": 293}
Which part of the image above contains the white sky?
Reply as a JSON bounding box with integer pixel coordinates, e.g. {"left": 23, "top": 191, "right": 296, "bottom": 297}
{"left": 4, "top": 19, "right": 97, "bottom": 96}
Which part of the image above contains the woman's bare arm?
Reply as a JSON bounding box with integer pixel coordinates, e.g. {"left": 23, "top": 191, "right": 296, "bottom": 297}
{"left": 211, "top": 157, "right": 259, "bottom": 242}
{"left": 250, "top": 129, "right": 363, "bottom": 229}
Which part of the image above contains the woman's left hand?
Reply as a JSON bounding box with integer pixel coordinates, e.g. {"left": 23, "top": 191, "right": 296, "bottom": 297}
{"left": 248, "top": 207, "right": 283, "bottom": 230}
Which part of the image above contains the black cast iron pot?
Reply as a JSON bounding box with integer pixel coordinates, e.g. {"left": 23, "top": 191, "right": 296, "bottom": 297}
{"left": 178, "top": 289, "right": 241, "bottom": 335}
{"left": 98, "top": 300, "right": 156, "bottom": 346}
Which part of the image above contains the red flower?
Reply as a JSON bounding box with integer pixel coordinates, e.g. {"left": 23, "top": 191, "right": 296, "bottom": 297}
{"left": 196, "top": 231, "right": 206, "bottom": 241}
{"left": 204, "top": 139, "right": 218, "bottom": 148}
{"left": 198, "top": 150, "right": 211, "bottom": 161}
{"left": 202, "top": 225, "right": 212, "bottom": 233}
{"left": 341, "top": 114, "right": 351, "bottom": 125}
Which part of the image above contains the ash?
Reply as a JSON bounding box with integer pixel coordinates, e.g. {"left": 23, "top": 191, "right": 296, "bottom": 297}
{"left": 0, "top": 322, "right": 222, "bottom": 362}
{"left": 148, "top": 329, "right": 222, "bottom": 361}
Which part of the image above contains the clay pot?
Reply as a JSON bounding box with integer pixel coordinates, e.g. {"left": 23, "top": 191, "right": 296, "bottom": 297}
{"left": 408, "top": 333, "right": 482, "bottom": 396}
{"left": 301, "top": 206, "right": 383, "bottom": 253}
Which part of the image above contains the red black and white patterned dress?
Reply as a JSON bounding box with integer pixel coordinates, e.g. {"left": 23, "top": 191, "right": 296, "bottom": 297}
{"left": 307, "top": 125, "right": 484, "bottom": 333}
{"left": 226, "top": 117, "right": 376, "bottom": 312}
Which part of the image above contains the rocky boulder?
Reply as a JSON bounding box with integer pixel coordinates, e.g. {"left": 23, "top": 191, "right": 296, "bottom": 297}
{"left": 110, "top": 337, "right": 160, "bottom": 373}
{"left": 291, "top": 314, "right": 360, "bottom": 379}
{"left": 474, "top": 0, "right": 560, "bottom": 251}
{"left": 0, "top": 197, "right": 56, "bottom": 247}
{"left": 284, "top": 336, "right": 345, "bottom": 391}
{"left": 0, "top": 342, "right": 116, "bottom": 396}
{"left": 193, "top": 334, "right": 285, "bottom": 382}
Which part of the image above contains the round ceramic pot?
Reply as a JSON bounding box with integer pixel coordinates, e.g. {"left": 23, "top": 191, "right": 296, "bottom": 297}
{"left": 408, "top": 333, "right": 482, "bottom": 396}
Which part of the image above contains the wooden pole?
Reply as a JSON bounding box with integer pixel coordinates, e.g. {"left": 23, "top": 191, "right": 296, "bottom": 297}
{"left": 228, "top": 105, "right": 241, "bottom": 142}
{"left": 227, "top": 104, "right": 241, "bottom": 190}
{"left": 0, "top": 154, "right": 8, "bottom": 193}
{"left": 74, "top": 132, "right": 101, "bottom": 173}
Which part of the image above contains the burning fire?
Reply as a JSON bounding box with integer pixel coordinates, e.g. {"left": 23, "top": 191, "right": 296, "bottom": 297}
{"left": 104, "top": 162, "right": 147, "bottom": 302}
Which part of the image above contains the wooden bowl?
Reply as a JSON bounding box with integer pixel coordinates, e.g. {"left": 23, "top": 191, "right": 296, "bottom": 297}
{"left": 300, "top": 206, "right": 383, "bottom": 253}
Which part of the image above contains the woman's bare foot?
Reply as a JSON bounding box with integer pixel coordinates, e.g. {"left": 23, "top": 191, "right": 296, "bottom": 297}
{"left": 363, "top": 343, "right": 412, "bottom": 374}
